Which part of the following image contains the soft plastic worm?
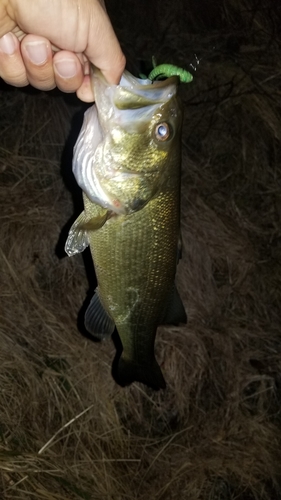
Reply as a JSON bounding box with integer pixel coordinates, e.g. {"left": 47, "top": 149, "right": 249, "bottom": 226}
{"left": 148, "top": 64, "right": 193, "bottom": 83}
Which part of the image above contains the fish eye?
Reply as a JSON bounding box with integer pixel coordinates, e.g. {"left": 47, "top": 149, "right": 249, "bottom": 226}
{"left": 154, "top": 122, "right": 171, "bottom": 141}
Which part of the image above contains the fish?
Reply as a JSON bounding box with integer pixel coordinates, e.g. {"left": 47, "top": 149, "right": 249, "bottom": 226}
{"left": 65, "top": 66, "right": 187, "bottom": 390}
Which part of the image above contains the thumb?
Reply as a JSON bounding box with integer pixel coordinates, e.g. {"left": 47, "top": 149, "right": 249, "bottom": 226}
{"left": 85, "top": 3, "right": 125, "bottom": 84}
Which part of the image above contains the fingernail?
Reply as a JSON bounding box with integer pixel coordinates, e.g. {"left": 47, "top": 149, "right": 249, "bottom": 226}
{"left": 0, "top": 33, "right": 16, "bottom": 55}
{"left": 54, "top": 59, "right": 77, "bottom": 78}
{"left": 25, "top": 41, "right": 48, "bottom": 65}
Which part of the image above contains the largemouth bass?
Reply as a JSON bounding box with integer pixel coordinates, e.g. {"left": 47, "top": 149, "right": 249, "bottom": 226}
{"left": 65, "top": 67, "right": 187, "bottom": 390}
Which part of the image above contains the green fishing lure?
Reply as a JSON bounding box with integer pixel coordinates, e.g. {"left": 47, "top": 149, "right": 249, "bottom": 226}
{"left": 144, "top": 56, "right": 194, "bottom": 83}
{"left": 148, "top": 64, "right": 193, "bottom": 83}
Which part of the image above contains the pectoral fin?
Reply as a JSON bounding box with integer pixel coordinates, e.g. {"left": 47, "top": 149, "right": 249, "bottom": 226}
{"left": 65, "top": 211, "right": 89, "bottom": 257}
{"left": 65, "top": 209, "right": 110, "bottom": 257}
{"left": 84, "top": 290, "right": 115, "bottom": 340}
{"left": 160, "top": 284, "right": 187, "bottom": 325}
{"left": 80, "top": 209, "right": 110, "bottom": 230}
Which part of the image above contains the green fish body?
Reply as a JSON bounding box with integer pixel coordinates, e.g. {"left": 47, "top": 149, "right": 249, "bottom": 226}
{"left": 65, "top": 67, "right": 186, "bottom": 390}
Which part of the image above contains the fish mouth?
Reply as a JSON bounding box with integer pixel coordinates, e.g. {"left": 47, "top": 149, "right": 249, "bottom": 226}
{"left": 92, "top": 66, "right": 179, "bottom": 132}
{"left": 115, "top": 72, "right": 179, "bottom": 109}
{"left": 95, "top": 66, "right": 179, "bottom": 95}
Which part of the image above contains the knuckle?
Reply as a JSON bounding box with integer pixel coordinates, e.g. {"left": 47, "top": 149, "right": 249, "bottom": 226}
{"left": 25, "top": 65, "right": 55, "bottom": 90}
{"left": 0, "top": 62, "right": 28, "bottom": 87}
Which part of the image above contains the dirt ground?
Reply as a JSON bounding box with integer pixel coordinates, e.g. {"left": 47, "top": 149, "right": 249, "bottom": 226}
{"left": 0, "top": 0, "right": 281, "bottom": 498}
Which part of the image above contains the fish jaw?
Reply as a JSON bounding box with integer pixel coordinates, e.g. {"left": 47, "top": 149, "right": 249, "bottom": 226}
{"left": 72, "top": 67, "right": 182, "bottom": 215}
{"left": 73, "top": 105, "right": 126, "bottom": 213}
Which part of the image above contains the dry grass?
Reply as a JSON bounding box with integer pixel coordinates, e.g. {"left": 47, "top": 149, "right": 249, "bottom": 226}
{"left": 0, "top": 0, "right": 281, "bottom": 498}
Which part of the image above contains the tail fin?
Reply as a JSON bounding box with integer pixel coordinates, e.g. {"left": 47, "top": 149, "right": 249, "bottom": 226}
{"left": 116, "top": 356, "right": 166, "bottom": 390}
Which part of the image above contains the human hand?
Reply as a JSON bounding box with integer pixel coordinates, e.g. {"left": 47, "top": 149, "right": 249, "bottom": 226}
{"left": 0, "top": 0, "right": 125, "bottom": 101}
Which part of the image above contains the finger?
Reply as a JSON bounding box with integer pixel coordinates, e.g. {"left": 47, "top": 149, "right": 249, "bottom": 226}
{"left": 20, "top": 34, "right": 55, "bottom": 91}
{"left": 0, "top": 32, "right": 28, "bottom": 86}
{"left": 84, "top": 4, "right": 126, "bottom": 84}
{"left": 95, "top": 45, "right": 126, "bottom": 85}
{"left": 53, "top": 50, "right": 84, "bottom": 94}
{"left": 76, "top": 74, "right": 95, "bottom": 103}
